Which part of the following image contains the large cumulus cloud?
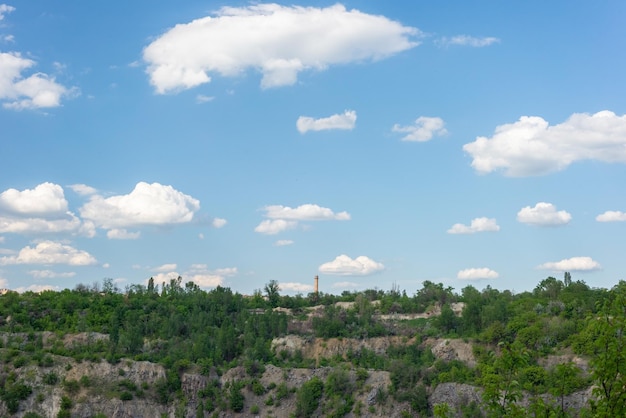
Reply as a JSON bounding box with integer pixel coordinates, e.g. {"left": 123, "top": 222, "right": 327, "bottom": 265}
{"left": 143, "top": 3, "right": 419, "bottom": 93}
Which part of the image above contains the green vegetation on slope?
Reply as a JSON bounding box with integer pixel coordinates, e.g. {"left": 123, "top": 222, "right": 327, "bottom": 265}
{"left": 0, "top": 274, "right": 624, "bottom": 417}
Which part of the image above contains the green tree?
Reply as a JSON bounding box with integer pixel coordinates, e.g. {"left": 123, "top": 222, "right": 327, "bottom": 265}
{"left": 589, "top": 281, "right": 626, "bottom": 417}
{"left": 229, "top": 382, "right": 244, "bottom": 412}
{"left": 295, "top": 376, "right": 324, "bottom": 418}
{"left": 437, "top": 303, "right": 459, "bottom": 334}
{"left": 480, "top": 343, "right": 529, "bottom": 417}
{"left": 264, "top": 280, "right": 281, "bottom": 308}
{"left": 549, "top": 362, "right": 580, "bottom": 416}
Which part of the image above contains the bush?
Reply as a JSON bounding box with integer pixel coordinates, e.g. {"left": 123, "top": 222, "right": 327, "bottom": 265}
{"left": 250, "top": 379, "right": 265, "bottom": 396}
{"left": 80, "top": 375, "right": 92, "bottom": 387}
{"left": 60, "top": 395, "right": 73, "bottom": 410}
{"left": 1, "top": 381, "right": 33, "bottom": 413}
{"left": 44, "top": 371, "right": 59, "bottom": 385}
{"left": 275, "top": 382, "right": 290, "bottom": 400}
{"left": 295, "top": 377, "right": 324, "bottom": 418}
{"left": 63, "top": 378, "right": 80, "bottom": 394}
{"left": 229, "top": 384, "right": 244, "bottom": 412}
{"left": 120, "top": 391, "right": 133, "bottom": 401}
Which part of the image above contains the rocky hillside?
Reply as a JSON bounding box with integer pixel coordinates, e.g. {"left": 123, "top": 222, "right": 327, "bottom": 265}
{"left": 1, "top": 328, "right": 594, "bottom": 417}
{"left": 2, "top": 277, "right": 622, "bottom": 417}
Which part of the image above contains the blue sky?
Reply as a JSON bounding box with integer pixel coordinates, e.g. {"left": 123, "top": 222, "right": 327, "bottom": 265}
{"left": 1, "top": 1, "right": 625, "bottom": 295}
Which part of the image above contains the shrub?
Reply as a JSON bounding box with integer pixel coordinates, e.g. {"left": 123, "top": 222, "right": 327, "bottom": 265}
{"left": 43, "top": 371, "right": 59, "bottom": 385}
{"left": 60, "top": 395, "right": 73, "bottom": 410}
{"left": 120, "top": 391, "right": 133, "bottom": 401}
{"left": 229, "top": 384, "right": 244, "bottom": 412}
{"left": 80, "top": 375, "right": 92, "bottom": 387}
{"left": 251, "top": 379, "right": 265, "bottom": 396}
{"left": 63, "top": 378, "right": 80, "bottom": 394}
{"left": 295, "top": 377, "right": 324, "bottom": 418}
{"left": 275, "top": 382, "right": 290, "bottom": 400}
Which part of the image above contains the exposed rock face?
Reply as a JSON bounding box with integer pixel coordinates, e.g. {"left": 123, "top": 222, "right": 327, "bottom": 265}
{"left": 426, "top": 338, "right": 477, "bottom": 367}
{"left": 64, "top": 359, "right": 165, "bottom": 384}
{"left": 271, "top": 334, "right": 418, "bottom": 362}
{"left": 1, "top": 328, "right": 594, "bottom": 418}
{"left": 431, "top": 382, "right": 483, "bottom": 410}
{"left": 71, "top": 397, "right": 167, "bottom": 418}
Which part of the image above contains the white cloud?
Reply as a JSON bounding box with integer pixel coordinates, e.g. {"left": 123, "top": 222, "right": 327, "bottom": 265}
{"left": 447, "top": 217, "right": 500, "bottom": 234}
{"left": 280, "top": 282, "right": 314, "bottom": 293}
{"left": 187, "top": 273, "right": 225, "bottom": 288}
{"left": 596, "top": 211, "right": 626, "bottom": 222}
{"left": 0, "top": 277, "right": 7, "bottom": 288}
{"left": 0, "top": 182, "right": 68, "bottom": 216}
{"left": 0, "top": 183, "right": 91, "bottom": 236}
{"left": 2, "top": 35, "right": 14, "bottom": 43}
{"left": 256, "top": 204, "right": 349, "bottom": 235}
{"left": 153, "top": 263, "right": 177, "bottom": 272}
{"left": 28, "top": 269, "right": 76, "bottom": 279}
{"left": 254, "top": 219, "right": 297, "bottom": 235}
{"left": 106, "top": 229, "right": 140, "bottom": 240}
{"left": 517, "top": 202, "right": 571, "bottom": 226}
{"left": 150, "top": 271, "right": 181, "bottom": 284}
{"left": 186, "top": 265, "right": 237, "bottom": 288}
{"left": 0, "top": 52, "right": 73, "bottom": 110}
{"left": 538, "top": 256, "right": 601, "bottom": 272}
{"left": 319, "top": 255, "right": 384, "bottom": 276}
{"left": 263, "top": 204, "right": 350, "bottom": 221}
{"left": 464, "top": 111, "right": 626, "bottom": 176}
{"left": 0, "top": 241, "right": 97, "bottom": 266}
{"left": 437, "top": 35, "right": 500, "bottom": 48}
{"left": 0, "top": 236, "right": 4, "bottom": 243}
{"left": 0, "top": 214, "right": 85, "bottom": 235}
{"left": 0, "top": 4, "right": 15, "bottom": 20}
{"left": 14, "top": 284, "right": 60, "bottom": 293}
{"left": 79, "top": 182, "right": 200, "bottom": 231}
{"left": 149, "top": 265, "right": 237, "bottom": 289}
{"left": 68, "top": 184, "right": 98, "bottom": 196}
{"left": 274, "top": 239, "right": 294, "bottom": 247}
{"left": 196, "top": 94, "right": 214, "bottom": 103}
{"left": 212, "top": 217, "right": 227, "bottom": 228}
{"left": 457, "top": 268, "right": 499, "bottom": 280}
{"left": 212, "top": 267, "right": 238, "bottom": 276}
{"left": 392, "top": 116, "right": 447, "bottom": 142}
{"left": 143, "top": 4, "right": 419, "bottom": 93}
{"left": 297, "top": 110, "right": 357, "bottom": 134}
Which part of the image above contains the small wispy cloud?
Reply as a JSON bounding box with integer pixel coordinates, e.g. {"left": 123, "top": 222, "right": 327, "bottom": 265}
{"left": 319, "top": 255, "right": 384, "bottom": 276}
{"left": 596, "top": 210, "right": 626, "bottom": 222}
{"left": 392, "top": 116, "right": 447, "bottom": 142}
{"left": 517, "top": 202, "right": 571, "bottom": 226}
{"left": 537, "top": 256, "right": 601, "bottom": 272}
{"left": 196, "top": 94, "right": 214, "bottom": 104}
{"left": 274, "top": 239, "right": 294, "bottom": 247}
{"left": 212, "top": 218, "right": 227, "bottom": 228}
{"left": 447, "top": 217, "right": 499, "bottom": 234}
{"left": 457, "top": 267, "right": 499, "bottom": 280}
{"left": 297, "top": 110, "right": 357, "bottom": 134}
{"left": 437, "top": 35, "right": 500, "bottom": 48}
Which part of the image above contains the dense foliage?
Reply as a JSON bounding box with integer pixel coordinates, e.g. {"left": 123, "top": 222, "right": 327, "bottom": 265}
{"left": 0, "top": 273, "right": 624, "bottom": 416}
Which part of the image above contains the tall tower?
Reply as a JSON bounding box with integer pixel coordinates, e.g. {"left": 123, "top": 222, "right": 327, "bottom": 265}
{"left": 314, "top": 275, "right": 319, "bottom": 294}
